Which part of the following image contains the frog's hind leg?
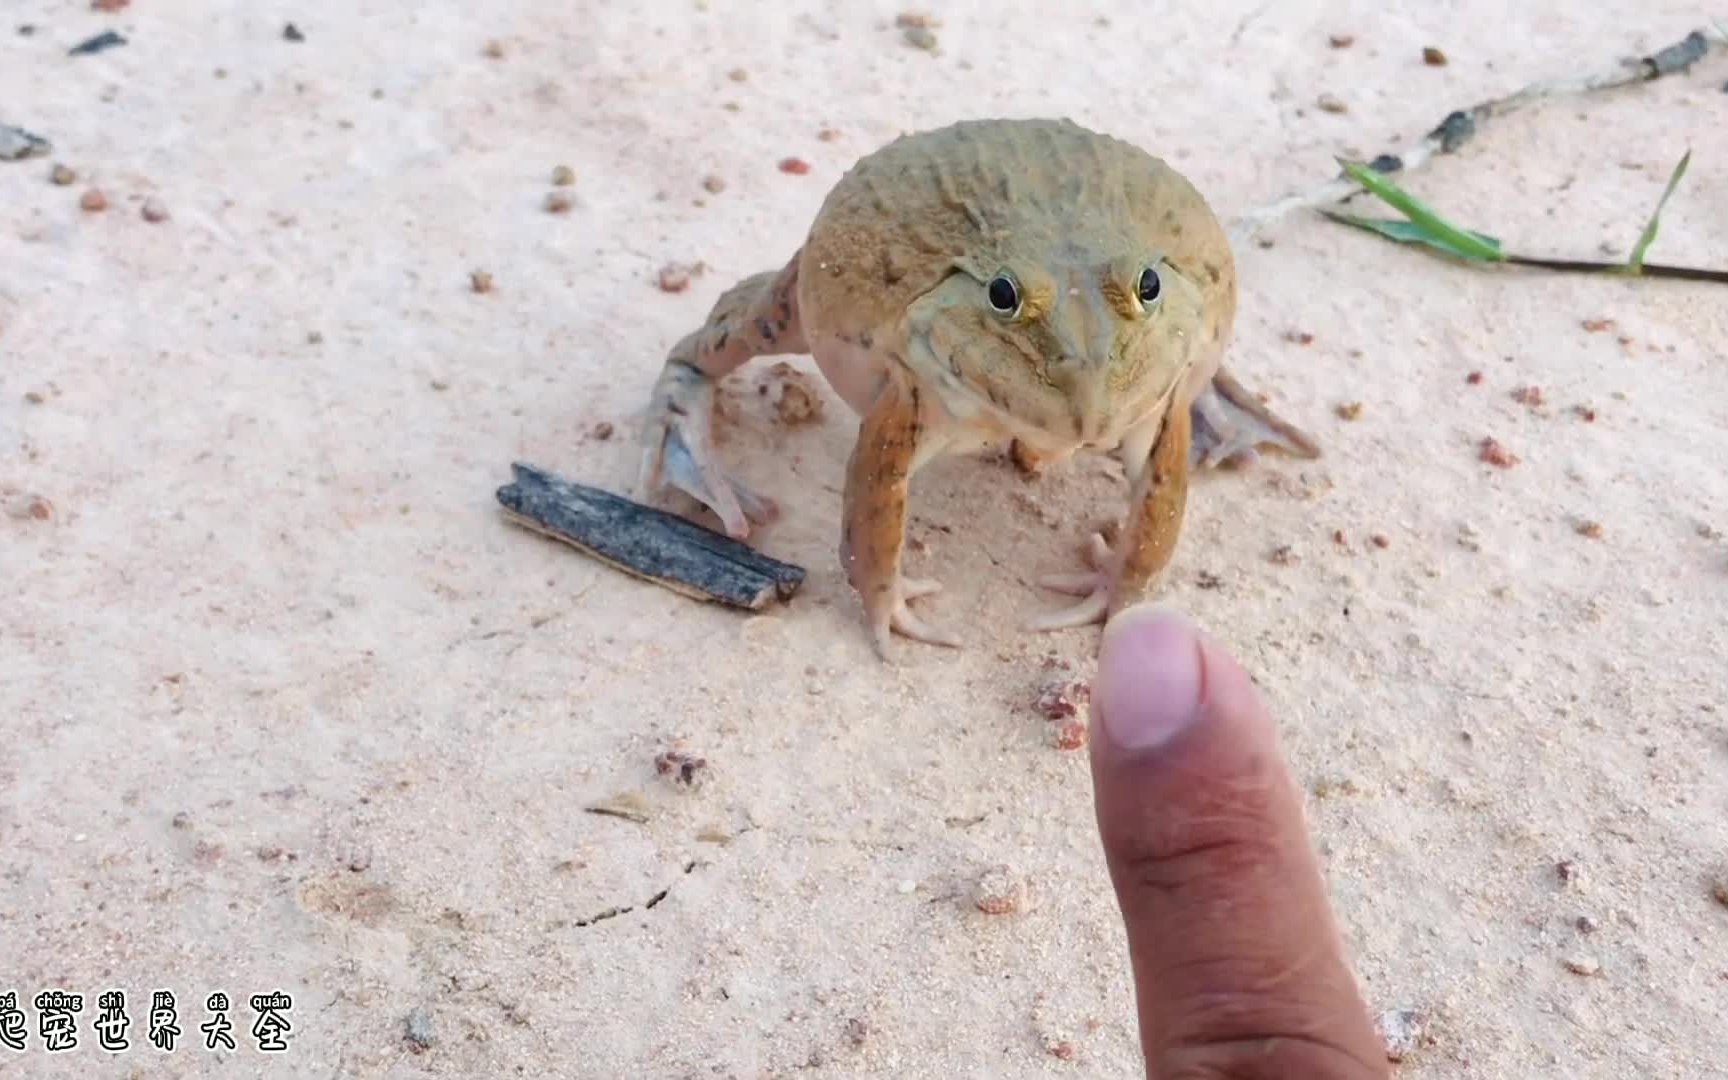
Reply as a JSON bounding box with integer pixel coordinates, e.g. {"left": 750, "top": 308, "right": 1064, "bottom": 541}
{"left": 1189, "top": 365, "right": 1320, "bottom": 470}
{"left": 636, "top": 251, "right": 808, "bottom": 538}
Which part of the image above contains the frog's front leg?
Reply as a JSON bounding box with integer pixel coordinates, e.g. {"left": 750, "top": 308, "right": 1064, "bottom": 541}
{"left": 1028, "top": 403, "right": 1192, "bottom": 631}
{"left": 636, "top": 253, "right": 806, "bottom": 539}
{"left": 840, "top": 370, "right": 960, "bottom": 659}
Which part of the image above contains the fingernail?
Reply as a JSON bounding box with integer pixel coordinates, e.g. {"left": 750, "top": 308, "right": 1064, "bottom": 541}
{"left": 1096, "top": 604, "right": 1204, "bottom": 751}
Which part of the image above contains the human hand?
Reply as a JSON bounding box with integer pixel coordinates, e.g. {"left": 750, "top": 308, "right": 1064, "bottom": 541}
{"left": 1089, "top": 604, "right": 1390, "bottom": 1079}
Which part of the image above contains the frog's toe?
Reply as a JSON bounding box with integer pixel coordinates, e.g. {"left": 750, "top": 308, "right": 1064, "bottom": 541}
{"left": 1189, "top": 371, "right": 1320, "bottom": 470}
{"left": 660, "top": 434, "right": 777, "bottom": 539}
{"left": 1029, "top": 531, "right": 1115, "bottom": 626}
{"left": 861, "top": 578, "right": 961, "bottom": 659}
{"left": 901, "top": 577, "right": 944, "bottom": 599}
{"left": 890, "top": 602, "right": 962, "bottom": 649}
{"left": 1025, "top": 587, "right": 1111, "bottom": 632}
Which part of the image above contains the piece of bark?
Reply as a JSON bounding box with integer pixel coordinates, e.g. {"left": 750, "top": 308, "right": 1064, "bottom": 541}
{"left": 495, "top": 462, "right": 805, "bottom": 610}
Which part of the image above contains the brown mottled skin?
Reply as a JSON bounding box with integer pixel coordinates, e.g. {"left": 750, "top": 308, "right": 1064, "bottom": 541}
{"left": 636, "top": 118, "right": 1318, "bottom": 659}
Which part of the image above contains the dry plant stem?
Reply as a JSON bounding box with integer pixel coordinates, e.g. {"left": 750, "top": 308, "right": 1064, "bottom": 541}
{"left": 1226, "top": 24, "right": 1728, "bottom": 247}
{"left": 1503, "top": 254, "right": 1728, "bottom": 284}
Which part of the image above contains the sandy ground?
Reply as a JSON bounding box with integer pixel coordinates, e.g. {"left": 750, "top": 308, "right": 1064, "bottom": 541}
{"left": 4, "top": 1, "right": 1727, "bottom": 1077}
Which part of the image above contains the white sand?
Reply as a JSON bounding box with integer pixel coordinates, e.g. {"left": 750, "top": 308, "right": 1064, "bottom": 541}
{"left": 3, "top": 2, "right": 1726, "bottom": 1076}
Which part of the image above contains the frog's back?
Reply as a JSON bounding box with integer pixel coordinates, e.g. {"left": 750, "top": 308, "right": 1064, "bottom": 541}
{"left": 798, "top": 117, "right": 1227, "bottom": 334}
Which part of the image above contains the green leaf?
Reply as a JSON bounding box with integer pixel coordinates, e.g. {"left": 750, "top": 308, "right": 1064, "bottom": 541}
{"left": 1323, "top": 211, "right": 1504, "bottom": 261}
{"left": 1626, "top": 148, "right": 1691, "bottom": 273}
{"left": 1337, "top": 158, "right": 1506, "bottom": 262}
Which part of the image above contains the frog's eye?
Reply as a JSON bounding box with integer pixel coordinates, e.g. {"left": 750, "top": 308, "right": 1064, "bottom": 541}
{"left": 1137, "top": 266, "right": 1162, "bottom": 306}
{"left": 986, "top": 273, "right": 1020, "bottom": 315}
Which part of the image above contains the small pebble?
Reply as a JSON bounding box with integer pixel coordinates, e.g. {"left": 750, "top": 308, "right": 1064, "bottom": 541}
{"left": 1478, "top": 437, "right": 1519, "bottom": 468}
{"left": 1316, "top": 93, "right": 1349, "bottom": 113}
{"left": 1370, "top": 533, "right": 1391, "bottom": 549}
{"left": 469, "top": 269, "right": 494, "bottom": 294}
{"left": 1328, "top": 32, "right": 1355, "bottom": 48}
{"left": 482, "top": 39, "right": 505, "bottom": 59}
{"left": 544, "top": 190, "right": 574, "bottom": 214}
{"left": 656, "top": 261, "right": 704, "bottom": 293}
{"left": 591, "top": 421, "right": 614, "bottom": 440}
{"left": 653, "top": 749, "right": 709, "bottom": 788}
{"left": 902, "top": 25, "right": 938, "bottom": 51}
{"left": 8, "top": 490, "right": 55, "bottom": 521}
{"left": 1422, "top": 46, "right": 1448, "bottom": 65}
{"left": 1033, "top": 672, "right": 1089, "bottom": 721}
{"left": 1563, "top": 954, "right": 1601, "bottom": 977}
{"left": 701, "top": 174, "right": 725, "bottom": 194}
{"left": 79, "top": 188, "right": 108, "bottom": 212}
{"left": 1465, "top": 370, "right": 1483, "bottom": 384}
{"left": 550, "top": 164, "right": 575, "bottom": 186}
{"left": 1375, "top": 1007, "right": 1425, "bottom": 1062}
{"left": 23, "top": 389, "right": 46, "bottom": 404}
{"left": 140, "top": 197, "right": 169, "bottom": 223}
{"left": 727, "top": 67, "right": 748, "bottom": 82}
{"left": 1051, "top": 718, "right": 1088, "bottom": 751}
{"left": 1511, "top": 385, "right": 1544, "bottom": 407}
{"left": 50, "top": 163, "right": 76, "bottom": 185}
{"left": 91, "top": 0, "right": 130, "bottom": 10}
{"left": 1582, "top": 317, "right": 1616, "bottom": 333}
{"left": 778, "top": 157, "right": 811, "bottom": 175}
{"left": 1576, "top": 520, "right": 1604, "bottom": 540}
{"left": 973, "top": 864, "right": 1027, "bottom": 914}
{"left": 1575, "top": 915, "right": 1600, "bottom": 934}
{"left": 283, "top": 22, "right": 304, "bottom": 42}
{"left": 404, "top": 1006, "right": 435, "bottom": 1051}
{"left": 1709, "top": 876, "right": 1728, "bottom": 908}
{"left": 1335, "top": 401, "right": 1363, "bottom": 420}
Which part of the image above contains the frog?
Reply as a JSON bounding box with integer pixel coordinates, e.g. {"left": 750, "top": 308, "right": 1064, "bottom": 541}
{"left": 634, "top": 117, "right": 1318, "bottom": 659}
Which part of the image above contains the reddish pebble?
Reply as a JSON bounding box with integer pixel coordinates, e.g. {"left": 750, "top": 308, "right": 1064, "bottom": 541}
{"left": 1465, "top": 371, "right": 1483, "bottom": 384}
{"left": 657, "top": 261, "right": 704, "bottom": 293}
{"left": 79, "top": 188, "right": 107, "bottom": 212}
{"left": 1052, "top": 718, "right": 1088, "bottom": 751}
{"left": 592, "top": 421, "right": 614, "bottom": 440}
{"left": 1479, "top": 437, "right": 1519, "bottom": 467}
{"left": 141, "top": 197, "right": 169, "bottom": 223}
{"left": 1033, "top": 674, "right": 1088, "bottom": 720}
{"left": 778, "top": 157, "right": 811, "bottom": 175}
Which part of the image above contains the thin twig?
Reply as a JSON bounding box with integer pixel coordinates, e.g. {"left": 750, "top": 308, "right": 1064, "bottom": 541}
{"left": 1226, "top": 22, "right": 1728, "bottom": 247}
{"left": 1502, "top": 254, "right": 1728, "bottom": 284}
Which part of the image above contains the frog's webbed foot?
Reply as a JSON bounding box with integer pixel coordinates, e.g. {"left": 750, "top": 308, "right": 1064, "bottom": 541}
{"left": 1190, "top": 365, "right": 1321, "bottom": 470}
{"left": 1027, "top": 532, "right": 1116, "bottom": 631}
{"left": 864, "top": 576, "right": 960, "bottom": 657}
{"left": 1030, "top": 404, "right": 1193, "bottom": 633}
{"left": 637, "top": 360, "right": 779, "bottom": 539}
